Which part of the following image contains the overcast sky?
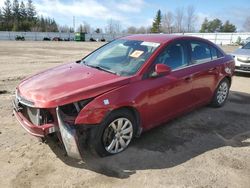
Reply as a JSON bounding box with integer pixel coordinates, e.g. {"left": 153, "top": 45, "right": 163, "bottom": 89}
{"left": 0, "top": 0, "right": 249, "bottom": 31}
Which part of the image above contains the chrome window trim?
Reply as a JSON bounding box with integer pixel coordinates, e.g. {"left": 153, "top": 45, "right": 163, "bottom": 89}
{"left": 171, "top": 57, "right": 224, "bottom": 72}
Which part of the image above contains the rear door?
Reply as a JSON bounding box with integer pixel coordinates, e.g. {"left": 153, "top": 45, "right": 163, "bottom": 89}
{"left": 187, "top": 40, "right": 223, "bottom": 104}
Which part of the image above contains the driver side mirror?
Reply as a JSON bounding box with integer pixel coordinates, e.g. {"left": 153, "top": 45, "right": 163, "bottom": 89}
{"left": 150, "top": 64, "right": 171, "bottom": 78}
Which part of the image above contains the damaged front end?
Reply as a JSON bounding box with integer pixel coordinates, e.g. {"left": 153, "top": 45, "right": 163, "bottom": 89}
{"left": 13, "top": 91, "right": 92, "bottom": 160}
{"left": 13, "top": 92, "right": 56, "bottom": 137}
{"left": 56, "top": 107, "right": 82, "bottom": 159}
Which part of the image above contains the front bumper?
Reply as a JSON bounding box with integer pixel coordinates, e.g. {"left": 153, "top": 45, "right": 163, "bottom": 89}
{"left": 13, "top": 101, "right": 55, "bottom": 137}
{"left": 235, "top": 66, "right": 250, "bottom": 73}
{"left": 234, "top": 57, "right": 250, "bottom": 73}
{"left": 13, "top": 100, "right": 82, "bottom": 159}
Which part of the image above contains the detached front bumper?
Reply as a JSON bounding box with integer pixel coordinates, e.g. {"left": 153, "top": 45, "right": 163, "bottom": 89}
{"left": 56, "top": 107, "right": 82, "bottom": 159}
{"left": 13, "top": 99, "right": 82, "bottom": 159}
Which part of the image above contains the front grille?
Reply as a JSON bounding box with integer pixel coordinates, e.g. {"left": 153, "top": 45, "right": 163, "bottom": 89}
{"left": 236, "top": 66, "right": 250, "bottom": 71}
{"left": 16, "top": 101, "right": 54, "bottom": 126}
{"left": 15, "top": 92, "right": 54, "bottom": 126}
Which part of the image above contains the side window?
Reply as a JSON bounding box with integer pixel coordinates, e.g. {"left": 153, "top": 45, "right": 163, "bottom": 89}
{"left": 155, "top": 42, "right": 188, "bottom": 70}
{"left": 217, "top": 49, "right": 224, "bottom": 58}
{"left": 210, "top": 45, "right": 224, "bottom": 60}
{"left": 190, "top": 41, "right": 212, "bottom": 64}
{"left": 210, "top": 46, "right": 218, "bottom": 59}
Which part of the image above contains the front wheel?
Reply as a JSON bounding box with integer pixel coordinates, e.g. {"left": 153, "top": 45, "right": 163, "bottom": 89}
{"left": 88, "top": 109, "right": 136, "bottom": 157}
{"left": 210, "top": 78, "right": 230, "bottom": 107}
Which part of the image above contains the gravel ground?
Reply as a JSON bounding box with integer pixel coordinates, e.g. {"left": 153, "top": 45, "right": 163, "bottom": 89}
{"left": 0, "top": 41, "right": 249, "bottom": 188}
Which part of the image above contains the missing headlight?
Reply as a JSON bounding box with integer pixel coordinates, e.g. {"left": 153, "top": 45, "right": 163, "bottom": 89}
{"left": 60, "top": 99, "right": 92, "bottom": 117}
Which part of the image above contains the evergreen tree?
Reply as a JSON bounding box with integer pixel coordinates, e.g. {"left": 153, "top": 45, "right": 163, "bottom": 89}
{"left": 0, "top": 0, "right": 59, "bottom": 32}
{"left": 19, "top": 1, "right": 27, "bottom": 19}
{"left": 221, "top": 20, "right": 236, "bottom": 32}
{"left": 0, "top": 9, "right": 3, "bottom": 30}
{"left": 208, "top": 19, "right": 222, "bottom": 32}
{"left": 50, "top": 18, "right": 58, "bottom": 32}
{"left": 12, "top": 0, "right": 20, "bottom": 31}
{"left": 200, "top": 18, "right": 209, "bottom": 32}
{"left": 200, "top": 18, "right": 229, "bottom": 33}
{"left": 151, "top": 9, "right": 162, "bottom": 33}
{"left": 19, "top": 1, "right": 30, "bottom": 31}
{"left": 26, "top": 0, "right": 36, "bottom": 21}
{"left": 2, "top": 0, "right": 12, "bottom": 31}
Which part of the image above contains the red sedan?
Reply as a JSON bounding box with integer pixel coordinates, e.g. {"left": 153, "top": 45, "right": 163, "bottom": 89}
{"left": 13, "top": 34, "right": 235, "bottom": 159}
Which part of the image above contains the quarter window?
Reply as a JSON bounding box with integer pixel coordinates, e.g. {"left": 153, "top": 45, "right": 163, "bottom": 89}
{"left": 210, "top": 45, "right": 224, "bottom": 59}
{"left": 210, "top": 46, "right": 218, "bottom": 59}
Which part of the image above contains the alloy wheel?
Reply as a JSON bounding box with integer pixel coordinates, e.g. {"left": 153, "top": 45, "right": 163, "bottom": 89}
{"left": 103, "top": 118, "right": 133, "bottom": 154}
{"left": 217, "top": 81, "right": 228, "bottom": 104}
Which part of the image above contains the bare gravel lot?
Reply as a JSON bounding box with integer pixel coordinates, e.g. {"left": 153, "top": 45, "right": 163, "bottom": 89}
{"left": 0, "top": 41, "right": 249, "bottom": 188}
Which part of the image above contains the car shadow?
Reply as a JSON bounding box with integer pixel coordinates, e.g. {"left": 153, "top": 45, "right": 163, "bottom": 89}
{"left": 47, "top": 90, "right": 250, "bottom": 179}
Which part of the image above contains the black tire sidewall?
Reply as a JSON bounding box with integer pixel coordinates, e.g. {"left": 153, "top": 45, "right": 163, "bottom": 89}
{"left": 88, "top": 109, "right": 136, "bottom": 157}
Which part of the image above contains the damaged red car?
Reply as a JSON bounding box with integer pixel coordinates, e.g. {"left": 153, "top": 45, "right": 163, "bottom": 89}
{"left": 13, "top": 34, "right": 235, "bottom": 159}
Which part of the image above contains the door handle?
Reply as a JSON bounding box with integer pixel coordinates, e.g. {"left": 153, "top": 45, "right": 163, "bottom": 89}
{"left": 208, "top": 67, "right": 217, "bottom": 71}
{"left": 184, "top": 76, "right": 193, "bottom": 82}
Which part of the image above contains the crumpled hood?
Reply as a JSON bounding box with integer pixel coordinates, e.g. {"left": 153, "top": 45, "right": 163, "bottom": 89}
{"left": 17, "top": 62, "right": 130, "bottom": 108}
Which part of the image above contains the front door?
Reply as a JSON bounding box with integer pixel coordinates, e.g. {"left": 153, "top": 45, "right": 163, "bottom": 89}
{"left": 140, "top": 41, "right": 195, "bottom": 130}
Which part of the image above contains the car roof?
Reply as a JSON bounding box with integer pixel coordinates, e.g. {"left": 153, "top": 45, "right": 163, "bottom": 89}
{"left": 121, "top": 34, "right": 203, "bottom": 44}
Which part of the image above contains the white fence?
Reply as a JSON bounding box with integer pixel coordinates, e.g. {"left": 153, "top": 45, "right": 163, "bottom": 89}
{"left": 0, "top": 31, "right": 250, "bottom": 45}
{"left": 85, "top": 33, "right": 126, "bottom": 42}
{"left": 0, "top": 31, "right": 74, "bottom": 41}
{"left": 86, "top": 33, "right": 250, "bottom": 44}
{"left": 176, "top": 32, "right": 250, "bottom": 45}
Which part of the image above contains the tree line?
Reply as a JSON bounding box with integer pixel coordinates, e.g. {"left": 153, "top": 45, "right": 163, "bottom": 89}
{"left": 0, "top": 0, "right": 58, "bottom": 32}
{"left": 150, "top": 7, "right": 198, "bottom": 33}
{"left": 150, "top": 8, "right": 237, "bottom": 34}
{"left": 1, "top": 1, "right": 249, "bottom": 34}
{"left": 77, "top": 9, "right": 250, "bottom": 34}
{"left": 200, "top": 18, "right": 236, "bottom": 32}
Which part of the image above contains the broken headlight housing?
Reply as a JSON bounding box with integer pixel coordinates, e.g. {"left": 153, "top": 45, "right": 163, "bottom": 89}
{"left": 59, "top": 99, "right": 92, "bottom": 124}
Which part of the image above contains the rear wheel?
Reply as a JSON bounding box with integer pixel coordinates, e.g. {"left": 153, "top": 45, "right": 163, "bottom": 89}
{"left": 88, "top": 109, "right": 136, "bottom": 157}
{"left": 210, "top": 78, "right": 230, "bottom": 107}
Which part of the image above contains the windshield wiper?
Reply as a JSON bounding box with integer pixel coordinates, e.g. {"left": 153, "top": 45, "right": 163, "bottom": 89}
{"left": 86, "top": 64, "right": 118, "bottom": 75}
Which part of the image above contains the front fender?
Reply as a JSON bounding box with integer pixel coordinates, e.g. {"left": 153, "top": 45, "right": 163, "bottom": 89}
{"left": 74, "top": 84, "right": 139, "bottom": 125}
{"left": 75, "top": 107, "right": 110, "bottom": 125}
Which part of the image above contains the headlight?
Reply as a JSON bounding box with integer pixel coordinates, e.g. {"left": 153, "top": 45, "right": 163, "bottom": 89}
{"left": 237, "top": 56, "right": 250, "bottom": 62}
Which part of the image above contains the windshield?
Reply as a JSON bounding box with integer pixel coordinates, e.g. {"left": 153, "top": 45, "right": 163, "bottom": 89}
{"left": 242, "top": 42, "right": 250, "bottom": 49}
{"left": 81, "top": 39, "right": 160, "bottom": 76}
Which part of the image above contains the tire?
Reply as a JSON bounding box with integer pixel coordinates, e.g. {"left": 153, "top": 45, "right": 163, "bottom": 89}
{"left": 88, "top": 109, "right": 137, "bottom": 157}
{"left": 210, "top": 78, "right": 230, "bottom": 108}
